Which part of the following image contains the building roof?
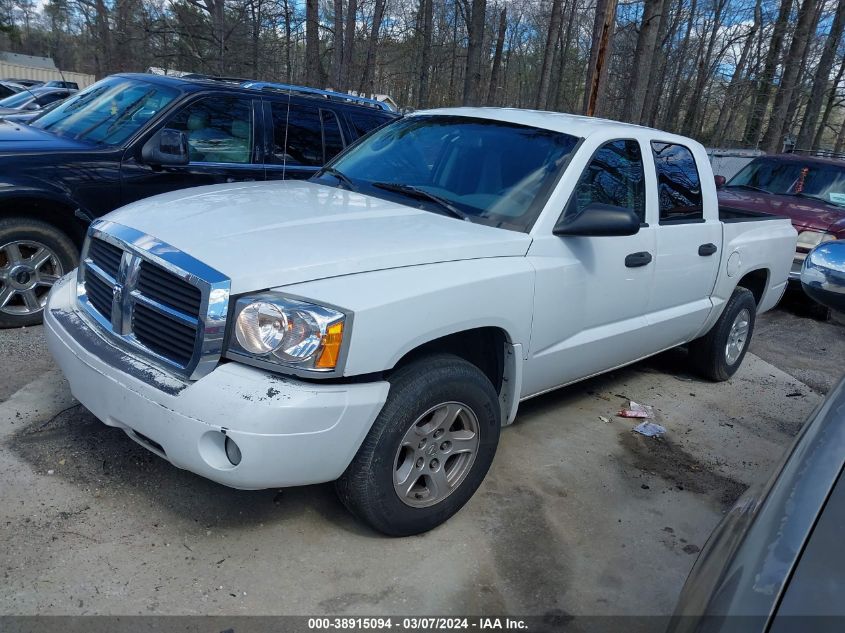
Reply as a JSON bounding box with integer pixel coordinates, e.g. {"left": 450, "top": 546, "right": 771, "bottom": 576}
{"left": 0, "top": 51, "right": 57, "bottom": 70}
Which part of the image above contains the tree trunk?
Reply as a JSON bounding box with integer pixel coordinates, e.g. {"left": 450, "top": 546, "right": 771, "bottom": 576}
{"left": 681, "top": 0, "right": 727, "bottom": 136}
{"left": 583, "top": 0, "right": 618, "bottom": 116}
{"left": 305, "top": 0, "right": 321, "bottom": 87}
{"left": 761, "top": 0, "right": 819, "bottom": 152}
{"left": 417, "top": 0, "right": 434, "bottom": 108}
{"left": 812, "top": 54, "right": 845, "bottom": 149}
{"left": 665, "top": 0, "right": 697, "bottom": 129}
{"left": 342, "top": 0, "right": 356, "bottom": 89}
{"left": 535, "top": 0, "right": 562, "bottom": 109}
{"left": 622, "top": 0, "right": 664, "bottom": 123}
{"left": 796, "top": 0, "right": 845, "bottom": 148}
{"left": 743, "top": 0, "right": 794, "bottom": 146}
{"left": 643, "top": 0, "right": 680, "bottom": 126}
{"left": 330, "top": 0, "right": 343, "bottom": 90}
{"left": 359, "top": 0, "right": 386, "bottom": 95}
{"left": 487, "top": 6, "right": 507, "bottom": 106}
{"left": 462, "top": 0, "right": 487, "bottom": 105}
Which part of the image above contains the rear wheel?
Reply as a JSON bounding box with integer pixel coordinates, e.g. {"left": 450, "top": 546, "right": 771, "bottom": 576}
{"left": 336, "top": 354, "right": 501, "bottom": 536}
{"left": 0, "top": 218, "right": 78, "bottom": 328}
{"left": 689, "top": 287, "right": 756, "bottom": 381}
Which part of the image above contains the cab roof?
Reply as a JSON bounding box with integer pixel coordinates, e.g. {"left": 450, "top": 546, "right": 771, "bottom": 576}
{"left": 413, "top": 107, "right": 694, "bottom": 144}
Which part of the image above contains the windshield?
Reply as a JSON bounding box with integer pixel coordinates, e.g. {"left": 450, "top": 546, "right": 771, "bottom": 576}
{"left": 0, "top": 91, "right": 33, "bottom": 108}
{"left": 32, "top": 76, "right": 179, "bottom": 146}
{"left": 728, "top": 158, "right": 845, "bottom": 206}
{"left": 319, "top": 115, "right": 579, "bottom": 232}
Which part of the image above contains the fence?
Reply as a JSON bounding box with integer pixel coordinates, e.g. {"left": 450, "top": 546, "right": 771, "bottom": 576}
{"left": 0, "top": 61, "right": 95, "bottom": 89}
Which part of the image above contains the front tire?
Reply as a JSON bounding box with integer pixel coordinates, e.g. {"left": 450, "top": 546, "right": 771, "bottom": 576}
{"left": 336, "top": 354, "right": 501, "bottom": 536}
{"left": 0, "top": 217, "right": 78, "bottom": 328}
{"left": 689, "top": 287, "right": 756, "bottom": 381}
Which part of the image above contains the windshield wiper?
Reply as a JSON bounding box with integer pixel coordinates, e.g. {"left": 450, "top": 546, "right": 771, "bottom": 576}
{"left": 320, "top": 167, "right": 357, "bottom": 191}
{"left": 371, "top": 182, "right": 471, "bottom": 221}
{"left": 724, "top": 184, "right": 770, "bottom": 194}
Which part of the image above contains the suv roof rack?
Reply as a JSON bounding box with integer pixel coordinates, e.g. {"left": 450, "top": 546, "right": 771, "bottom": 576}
{"left": 241, "top": 81, "right": 394, "bottom": 112}
{"left": 787, "top": 148, "right": 845, "bottom": 161}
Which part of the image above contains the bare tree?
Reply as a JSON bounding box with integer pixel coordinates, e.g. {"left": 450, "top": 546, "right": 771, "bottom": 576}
{"left": 622, "top": 0, "right": 665, "bottom": 123}
{"left": 535, "top": 0, "right": 563, "bottom": 109}
{"left": 761, "top": 0, "right": 820, "bottom": 152}
{"left": 461, "top": 0, "right": 487, "bottom": 105}
{"left": 305, "top": 0, "right": 320, "bottom": 86}
{"left": 796, "top": 0, "right": 845, "bottom": 148}
{"left": 487, "top": 6, "right": 506, "bottom": 105}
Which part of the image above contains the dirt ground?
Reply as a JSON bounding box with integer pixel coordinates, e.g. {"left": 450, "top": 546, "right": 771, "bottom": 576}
{"left": 0, "top": 300, "right": 840, "bottom": 620}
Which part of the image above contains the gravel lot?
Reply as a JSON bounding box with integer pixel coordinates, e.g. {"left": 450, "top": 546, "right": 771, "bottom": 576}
{"left": 0, "top": 298, "right": 841, "bottom": 621}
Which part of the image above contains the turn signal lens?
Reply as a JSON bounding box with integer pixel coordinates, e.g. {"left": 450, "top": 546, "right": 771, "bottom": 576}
{"left": 316, "top": 322, "right": 344, "bottom": 369}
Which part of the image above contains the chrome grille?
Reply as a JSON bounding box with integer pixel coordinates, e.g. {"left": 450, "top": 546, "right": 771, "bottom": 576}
{"left": 84, "top": 273, "right": 113, "bottom": 318}
{"left": 137, "top": 261, "right": 202, "bottom": 315}
{"left": 132, "top": 302, "right": 197, "bottom": 366}
{"left": 88, "top": 238, "right": 123, "bottom": 279}
{"left": 77, "top": 220, "right": 230, "bottom": 380}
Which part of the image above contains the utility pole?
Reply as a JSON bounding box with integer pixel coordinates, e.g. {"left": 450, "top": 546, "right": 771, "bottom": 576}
{"left": 584, "top": 0, "right": 617, "bottom": 117}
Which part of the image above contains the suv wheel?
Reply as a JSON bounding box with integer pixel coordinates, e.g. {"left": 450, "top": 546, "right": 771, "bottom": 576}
{"left": 0, "top": 218, "right": 78, "bottom": 328}
{"left": 336, "top": 354, "right": 501, "bottom": 536}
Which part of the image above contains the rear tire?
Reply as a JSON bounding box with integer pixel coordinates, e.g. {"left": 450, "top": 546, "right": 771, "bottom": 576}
{"left": 0, "top": 217, "right": 78, "bottom": 328}
{"left": 335, "top": 354, "right": 501, "bottom": 536}
{"left": 689, "top": 287, "right": 756, "bottom": 382}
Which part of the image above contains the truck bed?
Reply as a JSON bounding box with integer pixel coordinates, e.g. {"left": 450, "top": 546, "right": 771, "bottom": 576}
{"left": 720, "top": 206, "right": 788, "bottom": 223}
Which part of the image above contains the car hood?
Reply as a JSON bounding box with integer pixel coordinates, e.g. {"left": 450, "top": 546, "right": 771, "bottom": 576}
{"left": 0, "top": 119, "right": 91, "bottom": 152}
{"left": 718, "top": 188, "right": 845, "bottom": 234}
{"left": 105, "top": 181, "right": 533, "bottom": 294}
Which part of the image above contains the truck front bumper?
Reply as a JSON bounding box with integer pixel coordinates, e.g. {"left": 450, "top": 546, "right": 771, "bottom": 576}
{"left": 44, "top": 272, "right": 390, "bottom": 490}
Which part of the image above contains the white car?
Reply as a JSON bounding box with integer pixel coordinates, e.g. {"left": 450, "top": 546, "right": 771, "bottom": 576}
{"left": 44, "top": 108, "right": 798, "bottom": 535}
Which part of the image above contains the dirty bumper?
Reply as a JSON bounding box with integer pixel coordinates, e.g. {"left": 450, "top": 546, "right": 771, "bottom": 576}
{"left": 43, "top": 272, "right": 390, "bottom": 490}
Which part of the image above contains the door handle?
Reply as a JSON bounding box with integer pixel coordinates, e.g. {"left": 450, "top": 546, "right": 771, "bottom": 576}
{"left": 625, "top": 251, "right": 653, "bottom": 267}
{"left": 698, "top": 243, "right": 718, "bottom": 256}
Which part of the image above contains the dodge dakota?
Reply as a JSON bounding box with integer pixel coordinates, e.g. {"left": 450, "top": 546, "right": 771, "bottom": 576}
{"left": 44, "top": 109, "right": 797, "bottom": 535}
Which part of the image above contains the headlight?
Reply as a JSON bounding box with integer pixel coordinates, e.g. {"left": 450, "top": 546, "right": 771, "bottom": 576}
{"left": 227, "top": 293, "right": 348, "bottom": 373}
{"left": 797, "top": 230, "right": 836, "bottom": 251}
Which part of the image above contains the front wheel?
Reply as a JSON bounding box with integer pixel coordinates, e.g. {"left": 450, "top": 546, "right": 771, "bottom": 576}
{"left": 688, "top": 287, "right": 756, "bottom": 381}
{"left": 0, "top": 217, "right": 78, "bottom": 328}
{"left": 336, "top": 354, "right": 501, "bottom": 536}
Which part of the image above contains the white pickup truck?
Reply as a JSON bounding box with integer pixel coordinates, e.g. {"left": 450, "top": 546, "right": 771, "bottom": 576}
{"left": 44, "top": 108, "right": 797, "bottom": 535}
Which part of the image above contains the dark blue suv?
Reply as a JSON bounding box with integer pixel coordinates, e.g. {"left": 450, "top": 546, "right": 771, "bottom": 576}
{"left": 0, "top": 73, "right": 397, "bottom": 326}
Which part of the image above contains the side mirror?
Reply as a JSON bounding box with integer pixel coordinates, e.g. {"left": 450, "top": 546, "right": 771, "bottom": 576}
{"left": 141, "top": 128, "right": 189, "bottom": 166}
{"left": 553, "top": 203, "right": 641, "bottom": 237}
{"left": 714, "top": 175, "right": 726, "bottom": 188}
{"left": 801, "top": 241, "right": 845, "bottom": 312}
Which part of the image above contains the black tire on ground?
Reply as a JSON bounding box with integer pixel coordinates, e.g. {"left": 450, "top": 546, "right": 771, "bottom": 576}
{"left": 0, "top": 217, "right": 78, "bottom": 328}
{"left": 688, "top": 286, "right": 757, "bottom": 382}
{"left": 335, "top": 353, "right": 501, "bottom": 536}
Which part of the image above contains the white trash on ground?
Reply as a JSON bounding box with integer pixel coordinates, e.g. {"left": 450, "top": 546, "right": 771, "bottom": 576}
{"left": 632, "top": 421, "right": 667, "bottom": 437}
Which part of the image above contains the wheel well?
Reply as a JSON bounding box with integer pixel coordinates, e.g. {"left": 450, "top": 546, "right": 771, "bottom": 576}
{"left": 0, "top": 198, "right": 87, "bottom": 248}
{"left": 737, "top": 269, "right": 768, "bottom": 306}
{"left": 393, "top": 327, "right": 508, "bottom": 393}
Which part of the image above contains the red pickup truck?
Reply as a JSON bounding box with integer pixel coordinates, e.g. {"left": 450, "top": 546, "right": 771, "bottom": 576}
{"left": 717, "top": 154, "right": 845, "bottom": 312}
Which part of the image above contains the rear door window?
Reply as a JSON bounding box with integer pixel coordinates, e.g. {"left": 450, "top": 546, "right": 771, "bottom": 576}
{"left": 270, "top": 102, "right": 347, "bottom": 166}
{"left": 651, "top": 142, "right": 703, "bottom": 223}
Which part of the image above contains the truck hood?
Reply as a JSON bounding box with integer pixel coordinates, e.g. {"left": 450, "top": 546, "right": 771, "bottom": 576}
{"left": 105, "top": 181, "right": 533, "bottom": 294}
{"left": 718, "top": 188, "right": 845, "bottom": 235}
